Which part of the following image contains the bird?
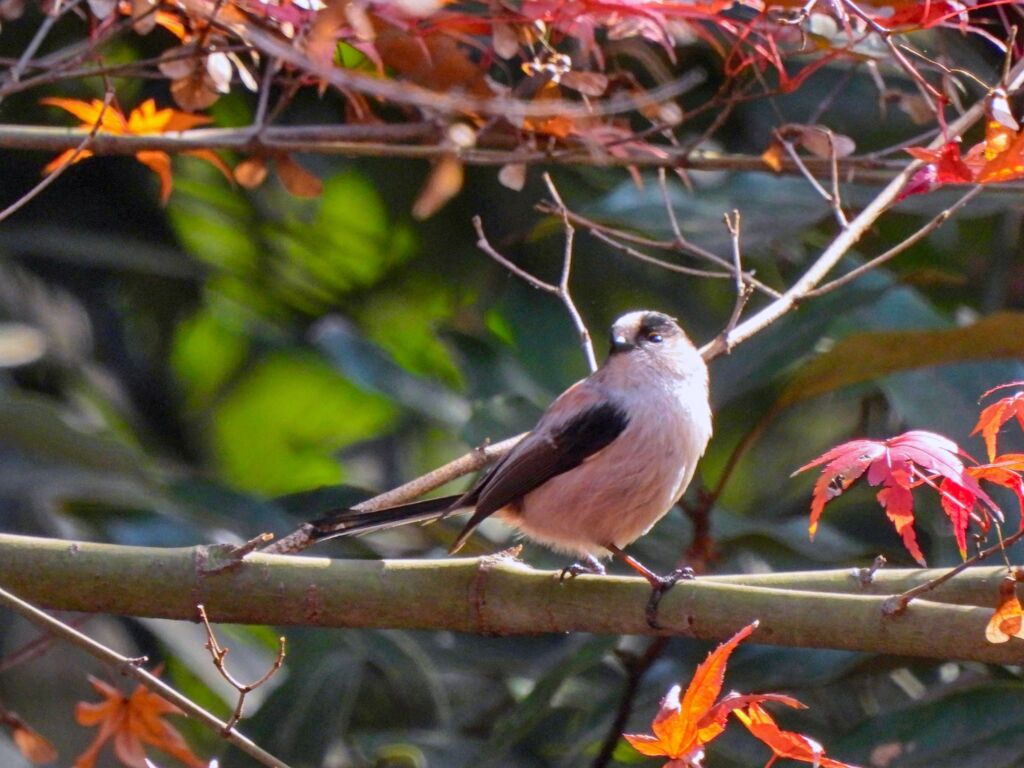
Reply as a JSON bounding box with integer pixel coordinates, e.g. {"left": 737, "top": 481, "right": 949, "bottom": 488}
{"left": 309, "top": 310, "right": 713, "bottom": 624}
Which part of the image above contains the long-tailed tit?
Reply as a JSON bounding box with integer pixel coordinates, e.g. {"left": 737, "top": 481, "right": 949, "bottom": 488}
{"left": 312, "top": 310, "right": 713, "bottom": 623}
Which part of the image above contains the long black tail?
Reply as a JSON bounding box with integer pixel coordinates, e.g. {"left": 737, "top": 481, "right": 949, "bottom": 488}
{"left": 309, "top": 494, "right": 466, "bottom": 542}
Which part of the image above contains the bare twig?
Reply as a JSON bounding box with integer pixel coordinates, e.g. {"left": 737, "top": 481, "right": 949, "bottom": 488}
{"left": 0, "top": 614, "right": 91, "bottom": 674}
{"left": 857, "top": 555, "right": 888, "bottom": 587}
{"left": 197, "top": 604, "right": 286, "bottom": 732}
{"left": 0, "top": 121, "right": 921, "bottom": 181}
{"left": 781, "top": 136, "right": 835, "bottom": 204}
{"left": 827, "top": 131, "right": 850, "bottom": 228}
{"left": 542, "top": 172, "right": 597, "bottom": 372}
{"left": 658, "top": 167, "right": 686, "bottom": 244}
{"left": 535, "top": 203, "right": 782, "bottom": 298}
{"left": 882, "top": 526, "right": 1024, "bottom": 615}
{"left": 702, "top": 212, "right": 754, "bottom": 360}
{"left": 804, "top": 185, "right": 983, "bottom": 299}
{"left": 474, "top": 175, "right": 597, "bottom": 373}
{"left": 0, "top": 0, "right": 83, "bottom": 105}
{"left": 587, "top": 228, "right": 734, "bottom": 280}
{"left": 697, "top": 53, "right": 1024, "bottom": 359}
{"left": 0, "top": 584, "right": 293, "bottom": 768}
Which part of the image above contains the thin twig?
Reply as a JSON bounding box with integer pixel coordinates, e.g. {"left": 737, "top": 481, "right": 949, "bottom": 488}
{"left": 251, "top": 56, "right": 277, "bottom": 132}
{"left": 0, "top": 89, "right": 113, "bottom": 225}
{"left": 658, "top": 167, "right": 686, "bottom": 243}
{"left": 702, "top": 212, "right": 754, "bottom": 360}
{"left": 804, "top": 185, "right": 983, "bottom": 299}
{"left": 0, "top": 0, "right": 82, "bottom": 105}
{"left": 197, "top": 604, "right": 286, "bottom": 732}
{"left": 0, "top": 614, "right": 91, "bottom": 674}
{"left": 474, "top": 178, "right": 597, "bottom": 373}
{"left": 882, "top": 526, "right": 1024, "bottom": 615}
{"left": 474, "top": 217, "right": 559, "bottom": 293}
{"left": 0, "top": 584, "right": 293, "bottom": 768}
{"left": 542, "top": 172, "right": 597, "bottom": 372}
{"left": 698, "top": 53, "right": 1024, "bottom": 359}
{"left": 535, "top": 203, "right": 782, "bottom": 299}
{"left": 587, "top": 228, "right": 734, "bottom": 280}
{"left": 0, "top": 121, "right": 919, "bottom": 180}
{"left": 781, "top": 137, "right": 835, "bottom": 204}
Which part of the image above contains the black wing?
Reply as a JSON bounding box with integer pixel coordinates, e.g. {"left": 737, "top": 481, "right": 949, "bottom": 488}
{"left": 449, "top": 402, "right": 630, "bottom": 552}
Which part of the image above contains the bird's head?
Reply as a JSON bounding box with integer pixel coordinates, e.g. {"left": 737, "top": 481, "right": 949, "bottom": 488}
{"left": 606, "top": 310, "right": 705, "bottom": 382}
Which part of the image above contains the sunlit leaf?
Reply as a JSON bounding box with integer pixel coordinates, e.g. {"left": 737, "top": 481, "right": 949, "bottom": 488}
{"left": 986, "top": 578, "right": 1024, "bottom": 644}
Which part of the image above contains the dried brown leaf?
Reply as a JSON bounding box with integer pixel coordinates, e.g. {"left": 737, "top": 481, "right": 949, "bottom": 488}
{"left": 234, "top": 156, "right": 269, "bottom": 188}
{"left": 275, "top": 153, "right": 322, "bottom": 197}
{"left": 498, "top": 163, "right": 526, "bottom": 191}
{"left": 412, "top": 154, "right": 463, "bottom": 219}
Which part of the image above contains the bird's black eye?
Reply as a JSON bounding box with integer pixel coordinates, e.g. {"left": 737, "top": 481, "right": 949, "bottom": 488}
{"left": 645, "top": 332, "right": 663, "bottom": 344}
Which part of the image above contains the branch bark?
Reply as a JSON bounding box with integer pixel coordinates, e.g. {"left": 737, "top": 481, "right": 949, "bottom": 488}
{"left": 0, "top": 121, "right": 919, "bottom": 179}
{"left": 3, "top": 533, "right": 1022, "bottom": 664}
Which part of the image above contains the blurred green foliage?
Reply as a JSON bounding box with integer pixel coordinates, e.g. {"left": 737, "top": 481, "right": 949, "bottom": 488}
{"left": 4, "top": 10, "right": 1024, "bottom": 768}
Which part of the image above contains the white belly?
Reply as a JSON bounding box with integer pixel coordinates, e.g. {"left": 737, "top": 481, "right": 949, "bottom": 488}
{"left": 504, "top": 385, "right": 711, "bottom": 557}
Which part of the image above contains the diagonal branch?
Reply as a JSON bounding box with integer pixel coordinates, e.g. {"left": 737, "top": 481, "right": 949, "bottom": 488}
{"left": 0, "top": 579, "right": 292, "bottom": 768}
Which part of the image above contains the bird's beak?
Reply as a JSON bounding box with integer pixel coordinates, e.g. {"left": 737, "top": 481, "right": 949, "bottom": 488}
{"left": 610, "top": 334, "right": 636, "bottom": 353}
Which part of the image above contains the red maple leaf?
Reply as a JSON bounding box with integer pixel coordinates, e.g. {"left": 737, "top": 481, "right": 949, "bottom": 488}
{"left": 735, "top": 703, "right": 860, "bottom": 768}
{"left": 899, "top": 142, "right": 974, "bottom": 199}
{"left": 795, "top": 431, "right": 1001, "bottom": 564}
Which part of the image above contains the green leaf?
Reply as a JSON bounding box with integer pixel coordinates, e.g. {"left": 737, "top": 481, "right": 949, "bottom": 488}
{"left": 777, "top": 312, "right": 1024, "bottom": 410}
{"left": 171, "top": 306, "right": 250, "bottom": 410}
{"left": 482, "top": 636, "right": 618, "bottom": 762}
{"left": 313, "top": 317, "right": 469, "bottom": 426}
{"left": 838, "top": 683, "right": 1024, "bottom": 768}
{"left": 212, "top": 351, "right": 397, "bottom": 494}
{"left": 0, "top": 393, "right": 151, "bottom": 477}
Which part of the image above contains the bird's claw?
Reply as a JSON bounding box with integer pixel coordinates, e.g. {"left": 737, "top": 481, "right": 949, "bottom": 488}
{"left": 558, "top": 556, "right": 606, "bottom": 582}
{"left": 645, "top": 567, "right": 695, "bottom": 629}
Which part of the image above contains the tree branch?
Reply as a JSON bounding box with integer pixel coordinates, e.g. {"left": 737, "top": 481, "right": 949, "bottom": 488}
{"left": 0, "top": 579, "right": 292, "bottom": 768}
{"left": 0, "top": 121, "right": 925, "bottom": 179}
{"left": 1, "top": 533, "right": 1020, "bottom": 664}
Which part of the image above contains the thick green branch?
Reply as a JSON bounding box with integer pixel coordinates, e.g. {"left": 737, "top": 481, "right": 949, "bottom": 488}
{"left": 1, "top": 534, "right": 1022, "bottom": 664}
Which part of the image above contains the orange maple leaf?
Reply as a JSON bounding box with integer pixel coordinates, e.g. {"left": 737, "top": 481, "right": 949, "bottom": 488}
{"left": 986, "top": 577, "right": 1024, "bottom": 644}
{"left": 41, "top": 97, "right": 230, "bottom": 202}
{"left": 972, "top": 382, "right": 1024, "bottom": 461}
{"left": 623, "top": 622, "right": 806, "bottom": 766}
{"left": 74, "top": 675, "right": 206, "bottom": 768}
{"left": 735, "top": 703, "right": 860, "bottom": 768}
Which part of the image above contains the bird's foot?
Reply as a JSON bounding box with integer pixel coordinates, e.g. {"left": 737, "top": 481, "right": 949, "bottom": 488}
{"left": 645, "top": 567, "right": 695, "bottom": 629}
{"left": 559, "top": 554, "right": 607, "bottom": 582}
